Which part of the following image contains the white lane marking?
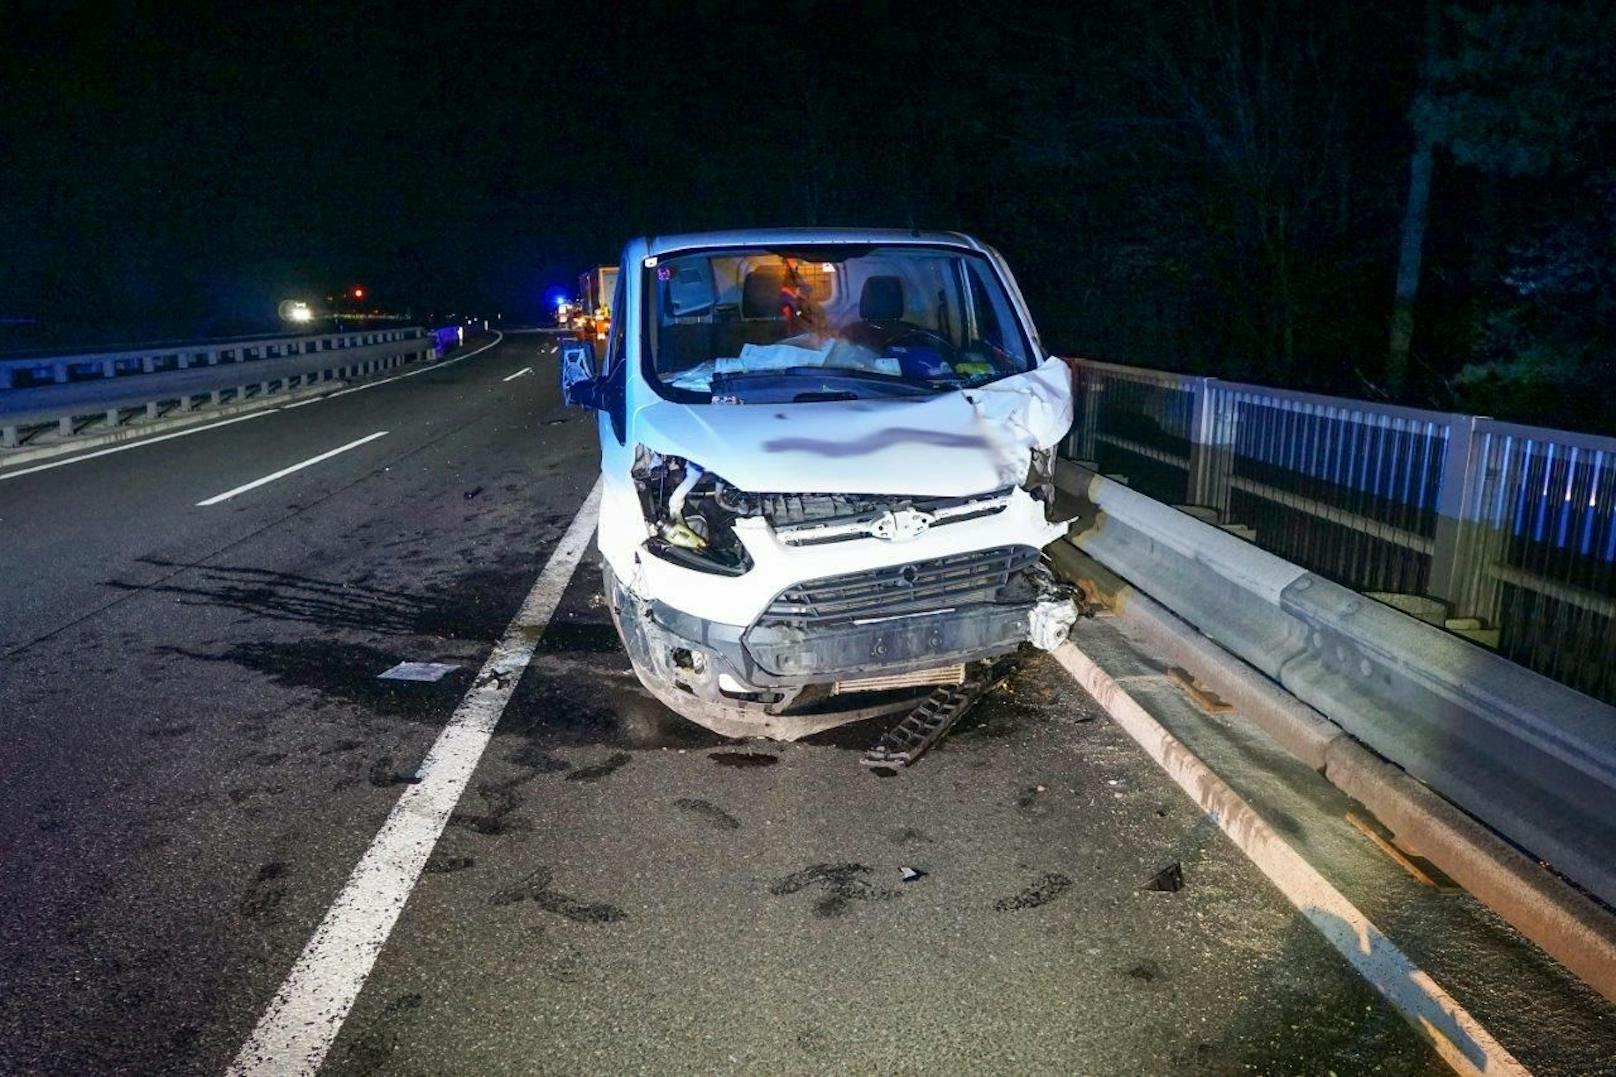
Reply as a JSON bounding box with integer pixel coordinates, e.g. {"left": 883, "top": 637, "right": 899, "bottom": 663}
{"left": 0, "top": 334, "right": 506, "bottom": 481}
{"left": 195, "top": 431, "right": 389, "bottom": 506}
{"left": 0, "top": 411, "right": 276, "bottom": 483}
{"left": 1052, "top": 643, "right": 1527, "bottom": 1077}
{"left": 501, "top": 366, "right": 533, "bottom": 382}
{"left": 229, "top": 478, "right": 603, "bottom": 1076}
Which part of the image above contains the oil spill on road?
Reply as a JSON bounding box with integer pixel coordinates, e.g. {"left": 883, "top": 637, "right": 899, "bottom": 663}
{"left": 504, "top": 743, "right": 573, "bottom": 772}
{"left": 488, "top": 866, "right": 628, "bottom": 923}
{"left": 336, "top": 991, "right": 425, "bottom": 1073}
{"left": 533, "top": 619, "right": 622, "bottom": 653}
{"left": 564, "top": 751, "right": 632, "bottom": 782}
{"left": 768, "top": 863, "right": 901, "bottom": 918}
{"left": 673, "top": 798, "right": 742, "bottom": 830}
{"left": 113, "top": 558, "right": 535, "bottom": 644}
{"left": 367, "top": 755, "right": 422, "bottom": 787}
{"left": 164, "top": 640, "right": 472, "bottom": 728}
{"left": 424, "top": 854, "right": 475, "bottom": 875}
{"left": 506, "top": 671, "right": 722, "bottom": 751}
{"left": 449, "top": 775, "right": 534, "bottom": 836}
{"left": 238, "top": 861, "right": 290, "bottom": 921}
{"left": 992, "top": 872, "right": 1073, "bottom": 912}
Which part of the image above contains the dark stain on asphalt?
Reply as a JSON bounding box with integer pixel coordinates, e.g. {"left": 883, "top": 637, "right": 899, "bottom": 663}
{"left": 424, "top": 854, "right": 475, "bottom": 875}
{"left": 505, "top": 743, "right": 573, "bottom": 772}
{"left": 368, "top": 756, "right": 422, "bottom": 787}
{"left": 993, "top": 872, "right": 1073, "bottom": 912}
{"left": 338, "top": 991, "right": 425, "bottom": 1072}
{"left": 489, "top": 866, "right": 628, "bottom": 923}
{"left": 674, "top": 798, "right": 742, "bottom": 830}
{"left": 768, "top": 864, "right": 900, "bottom": 918}
{"left": 534, "top": 619, "right": 622, "bottom": 653}
{"left": 564, "top": 751, "right": 632, "bottom": 782}
{"left": 868, "top": 766, "right": 899, "bottom": 778}
{"left": 122, "top": 558, "right": 539, "bottom": 644}
{"left": 892, "top": 826, "right": 933, "bottom": 845}
{"left": 141, "top": 723, "right": 193, "bottom": 739}
{"left": 1127, "top": 959, "right": 1164, "bottom": 982}
{"left": 162, "top": 640, "right": 469, "bottom": 727}
{"left": 709, "top": 751, "right": 778, "bottom": 768}
{"left": 449, "top": 777, "right": 533, "bottom": 835}
{"left": 240, "top": 862, "right": 290, "bottom": 920}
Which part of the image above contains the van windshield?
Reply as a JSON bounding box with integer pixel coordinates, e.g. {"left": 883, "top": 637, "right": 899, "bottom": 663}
{"left": 643, "top": 245, "right": 1036, "bottom": 403}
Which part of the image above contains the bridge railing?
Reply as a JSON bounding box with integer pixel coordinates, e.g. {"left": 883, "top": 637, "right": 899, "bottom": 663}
{"left": 1063, "top": 358, "right": 1616, "bottom": 704}
{"left": 1, "top": 327, "right": 432, "bottom": 450}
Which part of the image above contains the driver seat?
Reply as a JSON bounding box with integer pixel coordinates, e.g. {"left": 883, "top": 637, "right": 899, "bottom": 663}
{"left": 843, "top": 275, "right": 906, "bottom": 350}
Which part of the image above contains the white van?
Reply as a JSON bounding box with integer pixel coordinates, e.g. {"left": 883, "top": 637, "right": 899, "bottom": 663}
{"left": 560, "top": 229, "right": 1078, "bottom": 740}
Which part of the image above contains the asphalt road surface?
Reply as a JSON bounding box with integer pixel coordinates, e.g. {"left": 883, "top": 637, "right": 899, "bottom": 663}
{"left": 1, "top": 332, "right": 1610, "bottom": 1074}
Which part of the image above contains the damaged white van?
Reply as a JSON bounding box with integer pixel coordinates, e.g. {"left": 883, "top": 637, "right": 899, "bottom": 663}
{"left": 560, "top": 229, "right": 1078, "bottom": 740}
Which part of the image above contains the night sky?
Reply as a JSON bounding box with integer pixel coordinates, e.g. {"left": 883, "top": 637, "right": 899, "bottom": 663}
{"left": 7, "top": 2, "right": 1058, "bottom": 343}
{"left": 7, "top": 1, "right": 1615, "bottom": 433}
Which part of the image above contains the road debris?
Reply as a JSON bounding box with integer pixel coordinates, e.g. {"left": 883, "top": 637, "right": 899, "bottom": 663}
{"left": 900, "top": 866, "right": 927, "bottom": 882}
{"left": 1143, "top": 861, "right": 1184, "bottom": 893}
{"left": 378, "top": 661, "right": 461, "bottom": 682}
{"left": 861, "top": 662, "right": 1012, "bottom": 769}
{"left": 463, "top": 486, "right": 484, "bottom": 500}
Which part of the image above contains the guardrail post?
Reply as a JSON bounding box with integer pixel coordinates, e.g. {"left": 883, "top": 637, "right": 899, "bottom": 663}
{"left": 142, "top": 355, "right": 155, "bottom": 374}
{"left": 0, "top": 367, "right": 11, "bottom": 390}
{"left": 1427, "top": 415, "right": 1486, "bottom": 617}
{"left": 1185, "top": 377, "right": 1223, "bottom": 510}
{"left": 53, "top": 363, "right": 68, "bottom": 384}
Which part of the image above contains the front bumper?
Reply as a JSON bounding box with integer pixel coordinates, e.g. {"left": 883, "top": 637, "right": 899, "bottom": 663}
{"left": 606, "top": 554, "right": 1077, "bottom": 739}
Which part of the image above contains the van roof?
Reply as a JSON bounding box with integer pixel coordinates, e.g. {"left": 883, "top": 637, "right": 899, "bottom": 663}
{"left": 639, "top": 227, "right": 986, "bottom": 258}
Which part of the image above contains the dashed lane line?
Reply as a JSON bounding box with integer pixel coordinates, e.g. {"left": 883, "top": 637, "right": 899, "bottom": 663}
{"left": 228, "top": 477, "right": 603, "bottom": 1076}
{"left": 195, "top": 431, "right": 389, "bottom": 506}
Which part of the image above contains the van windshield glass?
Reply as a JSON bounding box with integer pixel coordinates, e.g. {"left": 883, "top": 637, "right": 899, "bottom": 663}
{"left": 644, "top": 246, "right": 1035, "bottom": 402}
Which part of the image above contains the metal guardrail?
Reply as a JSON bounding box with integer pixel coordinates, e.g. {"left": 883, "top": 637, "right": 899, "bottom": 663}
{"left": 1060, "top": 460, "right": 1616, "bottom": 911}
{"left": 0, "top": 328, "right": 431, "bottom": 449}
{"left": 1064, "top": 358, "right": 1616, "bottom": 704}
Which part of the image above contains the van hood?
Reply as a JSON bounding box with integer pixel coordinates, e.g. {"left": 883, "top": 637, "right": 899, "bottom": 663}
{"left": 631, "top": 356, "right": 1074, "bottom": 497}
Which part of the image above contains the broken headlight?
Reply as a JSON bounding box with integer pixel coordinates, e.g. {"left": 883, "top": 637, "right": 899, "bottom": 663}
{"left": 632, "top": 450, "right": 753, "bottom": 576}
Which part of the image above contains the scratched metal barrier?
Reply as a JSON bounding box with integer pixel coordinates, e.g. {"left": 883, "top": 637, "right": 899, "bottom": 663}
{"left": 1064, "top": 358, "right": 1616, "bottom": 704}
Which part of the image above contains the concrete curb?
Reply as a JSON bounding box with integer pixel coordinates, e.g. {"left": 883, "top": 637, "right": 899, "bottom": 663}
{"left": 1051, "top": 637, "right": 1527, "bottom": 1076}
{"left": 1051, "top": 540, "right": 1616, "bottom": 1006}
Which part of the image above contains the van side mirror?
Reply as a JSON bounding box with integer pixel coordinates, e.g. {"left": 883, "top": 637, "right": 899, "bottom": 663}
{"left": 559, "top": 339, "right": 599, "bottom": 408}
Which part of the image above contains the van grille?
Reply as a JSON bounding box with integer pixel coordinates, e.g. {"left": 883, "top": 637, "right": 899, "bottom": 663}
{"left": 756, "top": 546, "right": 1042, "bottom": 628}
